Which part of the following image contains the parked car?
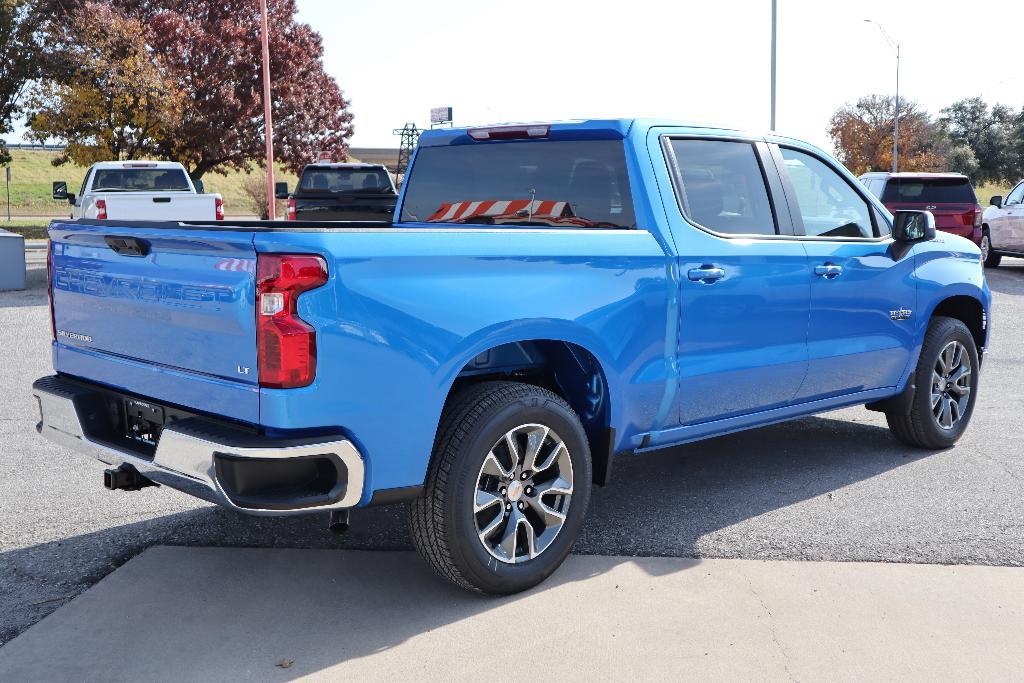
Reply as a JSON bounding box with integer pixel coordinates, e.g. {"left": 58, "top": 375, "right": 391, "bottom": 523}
{"left": 275, "top": 162, "right": 397, "bottom": 221}
{"left": 859, "top": 172, "right": 984, "bottom": 257}
{"left": 35, "top": 120, "right": 990, "bottom": 594}
{"left": 980, "top": 179, "right": 1024, "bottom": 267}
{"left": 52, "top": 161, "right": 224, "bottom": 222}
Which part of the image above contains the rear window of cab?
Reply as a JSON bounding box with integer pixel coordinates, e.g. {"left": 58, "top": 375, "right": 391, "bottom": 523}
{"left": 881, "top": 178, "right": 976, "bottom": 204}
{"left": 399, "top": 140, "right": 636, "bottom": 228}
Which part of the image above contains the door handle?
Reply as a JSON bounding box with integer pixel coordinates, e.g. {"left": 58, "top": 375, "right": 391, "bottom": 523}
{"left": 104, "top": 235, "right": 151, "bottom": 257}
{"left": 814, "top": 263, "right": 843, "bottom": 279}
{"left": 687, "top": 266, "right": 725, "bottom": 284}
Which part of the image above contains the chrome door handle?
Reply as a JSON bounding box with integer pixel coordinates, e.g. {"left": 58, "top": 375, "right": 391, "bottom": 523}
{"left": 814, "top": 263, "right": 843, "bottom": 279}
{"left": 687, "top": 266, "right": 725, "bottom": 284}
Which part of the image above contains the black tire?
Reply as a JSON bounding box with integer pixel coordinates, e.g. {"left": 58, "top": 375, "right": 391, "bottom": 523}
{"left": 886, "top": 316, "right": 980, "bottom": 449}
{"left": 981, "top": 231, "right": 1001, "bottom": 268}
{"left": 408, "top": 381, "right": 592, "bottom": 594}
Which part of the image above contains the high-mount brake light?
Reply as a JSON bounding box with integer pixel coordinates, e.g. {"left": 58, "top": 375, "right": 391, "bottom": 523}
{"left": 95, "top": 199, "right": 108, "bottom": 220}
{"left": 215, "top": 197, "right": 225, "bottom": 221}
{"left": 468, "top": 125, "right": 550, "bottom": 141}
{"left": 256, "top": 254, "right": 328, "bottom": 389}
{"left": 122, "top": 162, "right": 158, "bottom": 168}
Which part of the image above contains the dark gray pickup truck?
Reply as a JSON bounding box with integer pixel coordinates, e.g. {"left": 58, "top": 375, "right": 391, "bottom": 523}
{"left": 276, "top": 162, "right": 398, "bottom": 221}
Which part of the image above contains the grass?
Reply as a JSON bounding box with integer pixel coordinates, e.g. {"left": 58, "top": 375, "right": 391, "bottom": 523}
{"left": 0, "top": 149, "right": 306, "bottom": 217}
{"left": 974, "top": 182, "right": 1012, "bottom": 208}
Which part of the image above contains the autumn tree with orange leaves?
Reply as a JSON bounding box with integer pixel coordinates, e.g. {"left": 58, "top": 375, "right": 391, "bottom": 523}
{"left": 827, "top": 95, "right": 948, "bottom": 175}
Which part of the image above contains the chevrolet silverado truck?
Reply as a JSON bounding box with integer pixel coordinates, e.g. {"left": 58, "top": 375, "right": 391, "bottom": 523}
{"left": 275, "top": 162, "right": 397, "bottom": 221}
{"left": 35, "top": 120, "right": 991, "bottom": 594}
{"left": 52, "top": 161, "right": 224, "bottom": 222}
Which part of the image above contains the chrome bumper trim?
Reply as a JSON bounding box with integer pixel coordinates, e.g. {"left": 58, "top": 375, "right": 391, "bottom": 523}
{"left": 33, "top": 378, "right": 365, "bottom": 515}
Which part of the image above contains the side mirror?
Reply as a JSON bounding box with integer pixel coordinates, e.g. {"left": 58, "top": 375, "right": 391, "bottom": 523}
{"left": 52, "top": 181, "right": 68, "bottom": 201}
{"left": 194, "top": 179, "right": 205, "bottom": 194}
{"left": 893, "top": 210, "right": 936, "bottom": 243}
{"left": 274, "top": 182, "right": 289, "bottom": 199}
{"left": 990, "top": 195, "right": 1003, "bottom": 209}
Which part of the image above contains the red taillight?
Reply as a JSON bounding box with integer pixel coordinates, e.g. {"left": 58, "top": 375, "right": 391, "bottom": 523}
{"left": 47, "top": 242, "right": 56, "bottom": 341}
{"left": 256, "top": 254, "right": 328, "bottom": 389}
{"left": 215, "top": 197, "right": 225, "bottom": 221}
{"left": 287, "top": 198, "right": 297, "bottom": 221}
{"left": 973, "top": 206, "right": 982, "bottom": 228}
{"left": 95, "top": 199, "right": 107, "bottom": 220}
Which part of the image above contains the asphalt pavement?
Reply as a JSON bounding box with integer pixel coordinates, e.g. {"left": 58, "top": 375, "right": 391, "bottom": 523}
{"left": 2, "top": 251, "right": 1023, "bottom": 646}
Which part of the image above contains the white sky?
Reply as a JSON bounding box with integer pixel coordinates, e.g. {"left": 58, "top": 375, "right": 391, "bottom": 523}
{"left": 9, "top": 0, "right": 1022, "bottom": 153}
{"left": 298, "top": 0, "right": 1024, "bottom": 152}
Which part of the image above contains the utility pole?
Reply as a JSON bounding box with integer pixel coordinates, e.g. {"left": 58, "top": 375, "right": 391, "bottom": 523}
{"left": 259, "top": 0, "right": 276, "bottom": 219}
{"left": 5, "top": 165, "right": 10, "bottom": 221}
{"left": 865, "top": 19, "right": 901, "bottom": 172}
{"left": 393, "top": 123, "right": 420, "bottom": 184}
{"left": 770, "top": 0, "right": 777, "bottom": 131}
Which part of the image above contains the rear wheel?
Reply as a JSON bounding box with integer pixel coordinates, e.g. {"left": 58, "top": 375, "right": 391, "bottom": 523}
{"left": 886, "top": 316, "right": 979, "bottom": 449}
{"left": 981, "top": 232, "right": 1001, "bottom": 268}
{"left": 408, "top": 381, "right": 592, "bottom": 594}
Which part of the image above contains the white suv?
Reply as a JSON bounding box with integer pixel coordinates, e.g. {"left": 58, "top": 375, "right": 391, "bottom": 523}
{"left": 981, "top": 180, "right": 1024, "bottom": 267}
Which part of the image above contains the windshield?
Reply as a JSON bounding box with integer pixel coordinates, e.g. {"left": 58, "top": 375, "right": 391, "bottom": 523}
{"left": 298, "top": 167, "right": 394, "bottom": 194}
{"left": 400, "top": 140, "right": 636, "bottom": 228}
{"left": 881, "top": 178, "right": 976, "bottom": 204}
{"left": 91, "top": 168, "right": 191, "bottom": 192}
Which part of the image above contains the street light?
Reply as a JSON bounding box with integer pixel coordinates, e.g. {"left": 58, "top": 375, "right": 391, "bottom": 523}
{"left": 864, "top": 19, "right": 901, "bottom": 173}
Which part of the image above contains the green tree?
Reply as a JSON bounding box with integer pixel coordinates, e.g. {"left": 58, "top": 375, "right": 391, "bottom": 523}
{"left": 939, "top": 97, "right": 1018, "bottom": 184}
{"left": 0, "top": 0, "right": 47, "bottom": 163}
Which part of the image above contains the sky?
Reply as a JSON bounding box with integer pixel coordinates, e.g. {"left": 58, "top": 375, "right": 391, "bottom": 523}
{"left": 8, "top": 0, "right": 1022, "bottom": 153}
{"left": 296, "top": 0, "right": 1024, "bottom": 153}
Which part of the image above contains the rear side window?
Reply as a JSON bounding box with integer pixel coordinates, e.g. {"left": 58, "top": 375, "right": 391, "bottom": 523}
{"left": 399, "top": 140, "right": 635, "bottom": 228}
{"left": 299, "top": 167, "right": 394, "bottom": 194}
{"left": 91, "top": 169, "right": 191, "bottom": 192}
{"left": 881, "top": 178, "right": 976, "bottom": 203}
{"left": 668, "top": 139, "right": 776, "bottom": 235}
{"left": 780, "top": 148, "right": 876, "bottom": 239}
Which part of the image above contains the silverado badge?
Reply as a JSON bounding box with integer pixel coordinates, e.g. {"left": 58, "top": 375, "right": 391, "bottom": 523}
{"left": 889, "top": 308, "right": 913, "bottom": 321}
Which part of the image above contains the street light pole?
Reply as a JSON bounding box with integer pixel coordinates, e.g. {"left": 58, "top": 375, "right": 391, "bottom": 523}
{"left": 865, "top": 19, "right": 900, "bottom": 172}
{"left": 259, "top": 0, "right": 276, "bottom": 220}
{"left": 770, "top": 0, "right": 777, "bottom": 131}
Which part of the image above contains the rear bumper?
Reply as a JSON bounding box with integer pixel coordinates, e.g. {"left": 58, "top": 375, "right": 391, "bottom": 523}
{"left": 32, "top": 375, "right": 365, "bottom": 515}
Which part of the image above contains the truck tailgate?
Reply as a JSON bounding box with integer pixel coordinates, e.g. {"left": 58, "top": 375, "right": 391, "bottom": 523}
{"left": 103, "top": 193, "right": 218, "bottom": 221}
{"left": 49, "top": 220, "right": 259, "bottom": 422}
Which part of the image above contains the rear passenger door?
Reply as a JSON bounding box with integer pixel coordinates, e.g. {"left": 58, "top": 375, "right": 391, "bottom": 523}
{"left": 661, "top": 136, "right": 811, "bottom": 425}
{"left": 772, "top": 145, "right": 916, "bottom": 401}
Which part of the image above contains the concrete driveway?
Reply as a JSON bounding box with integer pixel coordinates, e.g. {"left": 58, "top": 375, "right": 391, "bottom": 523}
{"left": 1, "top": 547, "right": 1023, "bottom": 681}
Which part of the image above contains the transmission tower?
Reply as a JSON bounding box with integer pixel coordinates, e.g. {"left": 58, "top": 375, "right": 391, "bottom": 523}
{"left": 392, "top": 123, "right": 420, "bottom": 182}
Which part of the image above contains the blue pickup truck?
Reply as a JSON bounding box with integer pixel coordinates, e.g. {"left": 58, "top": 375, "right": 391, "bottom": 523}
{"left": 35, "top": 119, "right": 990, "bottom": 594}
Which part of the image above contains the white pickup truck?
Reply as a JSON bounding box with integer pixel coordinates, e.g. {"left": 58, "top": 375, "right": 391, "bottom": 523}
{"left": 52, "top": 161, "right": 224, "bottom": 221}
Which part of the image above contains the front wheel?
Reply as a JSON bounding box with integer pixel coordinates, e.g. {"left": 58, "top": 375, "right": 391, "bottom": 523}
{"left": 886, "top": 316, "right": 980, "bottom": 449}
{"left": 408, "top": 381, "right": 592, "bottom": 594}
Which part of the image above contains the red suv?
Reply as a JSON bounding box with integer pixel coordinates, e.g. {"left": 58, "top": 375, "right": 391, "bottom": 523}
{"left": 859, "top": 172, "right": 983, "bottom": 247}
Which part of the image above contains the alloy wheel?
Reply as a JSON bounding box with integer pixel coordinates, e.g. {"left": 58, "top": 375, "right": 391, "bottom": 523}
{"left": 931, "top": 340, "right": 972, "bottom": 430}
{"left": 473, "top": 423, "right": 574, "bottom": 564}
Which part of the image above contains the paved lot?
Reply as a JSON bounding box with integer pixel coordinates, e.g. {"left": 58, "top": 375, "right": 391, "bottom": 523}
{"left": 3, "top": 548, "right": 1024, "bottom": 681}
{"left": 2, "top": 252, "right": 1023, "bottom": 646}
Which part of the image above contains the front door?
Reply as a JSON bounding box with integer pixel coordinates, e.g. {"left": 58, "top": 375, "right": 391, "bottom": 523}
{"left": 663, "top": 137, "right": 811, "bottom": 425}
{"left": 774, "top": 146, "right": 916, "bottom": 400}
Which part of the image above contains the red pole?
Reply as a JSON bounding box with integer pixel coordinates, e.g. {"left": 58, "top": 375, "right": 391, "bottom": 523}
{"left": 260, "top": 0, "right": 276, "bottom": 220}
